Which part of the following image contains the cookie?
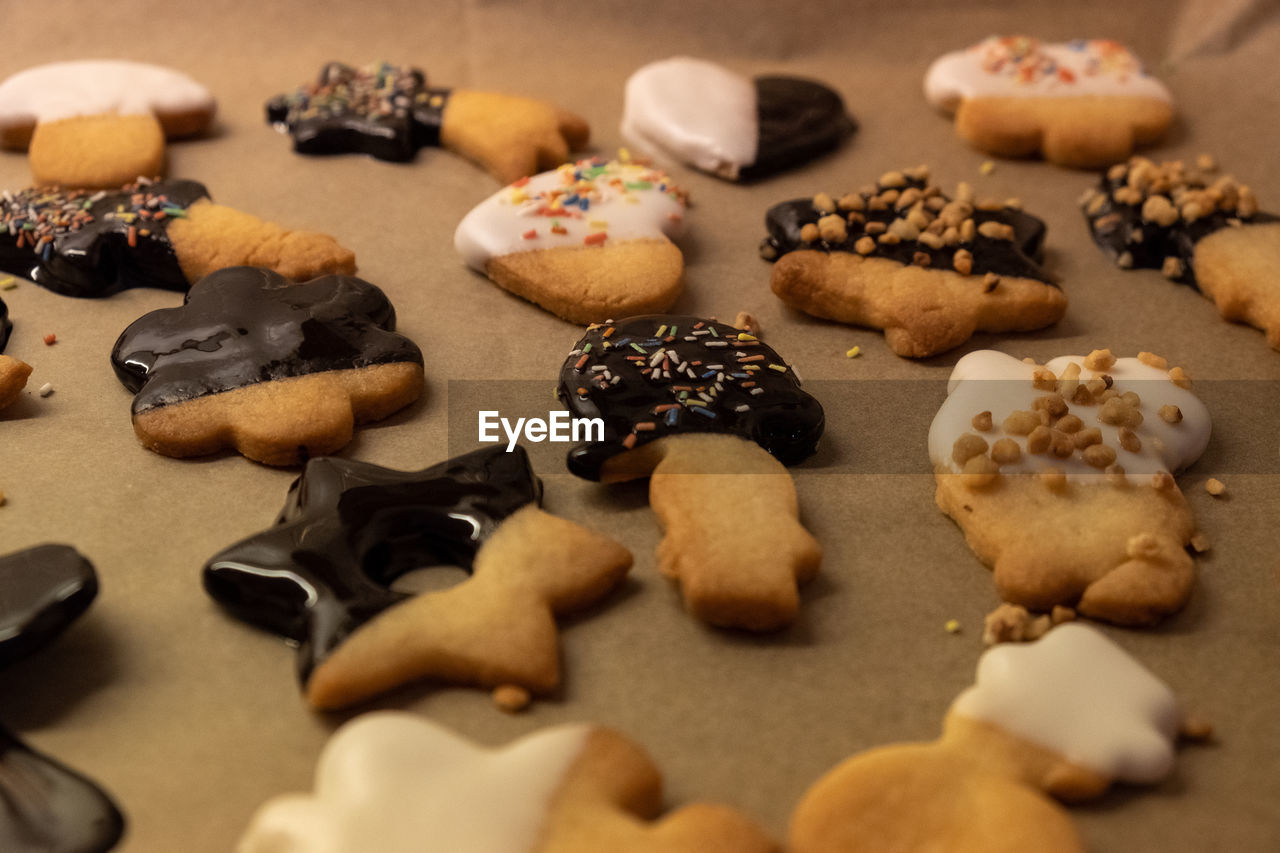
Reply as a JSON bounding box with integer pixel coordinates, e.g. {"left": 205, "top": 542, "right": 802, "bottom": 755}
{"left": 203, "top": 445, "right": 631, "bottom": 710}
{"left": 929, "top": 349, "right": 1211, "bottom": 625}
{"left": 110, "top": 266, "right": 423, "bottom": 466}
{"left": 0, "top": 60, "right": 215, "bottom": 187}
{"left": 557, "top": 315, "right": 823, "bottom": 631}
{"left": 924, "top": 37, "right": 1173, "bottom": 168}
{"left": 267, "top": 61, "right": 590, "bottom": 184}
{"left": 239, "top": 711, "right": 777, "bottom": 852}
{"left": 0, "top": 178, "right": 355, "bottom": 298}
{"left": 621, "top": 56, "right": 854, "bottom": 181}
{"left": 1082, "top": 155, "right": 1280, "bottom": 348}
{"left": 790, "top": 623, "right": 1187, "bottom": 853}
{"left": 0, "top": 544, "right": 125, "bottom": 853}
{"left": 762, "top": 166, "right": 1066, "bottom": 358}
{"left": 455, "top": 157, "right": 688, "bottom": 323}
{"left": 0, "top": 295, "right": 28, "bottom": 410}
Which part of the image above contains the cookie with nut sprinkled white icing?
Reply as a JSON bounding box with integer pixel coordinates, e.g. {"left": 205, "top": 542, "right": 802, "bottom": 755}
{"left": 928, "top": 348, "right": 1211, "bottom": 625}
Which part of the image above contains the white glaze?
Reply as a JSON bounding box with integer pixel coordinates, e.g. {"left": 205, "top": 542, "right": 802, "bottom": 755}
{"left": 0, "top": 60, "right": 214, "bottom": 126}
{"left": 454, "top": 157, "right": 686, "bottom": 271}
{"left": 951, "top": 622, "right": 1181, "bottom": 784}
{"left": 238, "top": 712, "right": 591, "bottom": 853}
{"left": 621, "top": 56, "right": 758, "bottom": 180}
{"left": 925, "top": 37, "right": 1172, "bottom": 112}
{"left": 928, "top": 350, "right": 1210, "bottom": 481}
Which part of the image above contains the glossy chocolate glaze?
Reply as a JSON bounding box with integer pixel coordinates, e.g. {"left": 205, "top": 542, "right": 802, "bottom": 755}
{"left": 557, "top": 314, "right": 825, "bottom": 480}
{"left": 739, "top": 76, "right": 855, "bottom": 182}
{"left": 110, "top": 266, "right": 423, "bottom": 414}
{"left": 202, "top": 445, "right": 542, "bottom": 685}
{"left": 0, "top": 544, "right": 125, "bottom": 853}
{"left": 1, "top": 295, "right": 10, "bottom": 352}
{"left": 0, "top": 180, "right": 208, "bottom": 298}
{"left": 761, "top": 174, "right": 1054, "bottom": 284}
{"left": 267, "top": 61, "right": 451, "bottom": 162}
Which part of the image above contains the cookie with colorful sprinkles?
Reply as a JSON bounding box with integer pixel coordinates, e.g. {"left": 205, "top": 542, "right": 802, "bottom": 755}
{"left": 267, "top": 61, "right": 590, "bottom": 183}
{"left": 924, "top": 37, "right": 1173, "bottom": 168}
{"left": 762, "top": 166, "right": 1066, "bottom": 358}
{"left": 557, "top": 314, "right": 823, "bottom": 631}
{"left": 929, "top": 349, "right": 1211, "bottom": 626}
{"left": 455, "top": 157, "right": 689, "bottom": 323}
{"left": 0, "top": 178, "right": 355, "bottom": 298}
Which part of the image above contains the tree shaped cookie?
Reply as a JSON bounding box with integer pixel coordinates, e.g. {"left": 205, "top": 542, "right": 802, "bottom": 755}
{"left": 1082, "top": 155, "right": 1280, "bottom": 349}
{"left": 0, "top": 544, "right": 125, "bottom": 853}
{"left": 267, "top": 61, "right": 590, "bottom": 184}
{"left": 110, "top": 266, "right": 423, "bottom": 465}
{"left": 924, "top": 37, "right": 1173, "bottom": 168}
{"left": 238, "top": 711, "right": 777, "bottom": 852}
{"left": 0, "top": 178, "right": 355, "bottom": 298}
{"left": 0, "top": 60, "right": 216, "bottom": 187}
{"left": 455, "top": 157, "right": 688, "bottom": 323}
{"left": 557, "top": 315, "right": 823, "bottom": 631}
{"left": 790, "top": 623, "right": 1192, "bottom": 853}
{"left": 761, "top": 166, "right": 1066, "bottom": 358}
{"left": 203, "top": 445, "right": 632, "bottom": 710}
{"left": 929, "top": 349, "right": 1211, "bottom": 625}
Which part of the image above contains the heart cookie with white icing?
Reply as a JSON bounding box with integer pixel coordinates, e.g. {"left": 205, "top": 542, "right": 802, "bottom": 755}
{"left": 455, "top": 157, "right": 688, "bottom": 323}
{"left": 924, "top": 37, "right": 1173, "bottom": 168}
{"left": 928, "top": 349, "right": 1211, "bottom": 626}
{"left": 238, "top": 712, "right": 779, "bottom": 853}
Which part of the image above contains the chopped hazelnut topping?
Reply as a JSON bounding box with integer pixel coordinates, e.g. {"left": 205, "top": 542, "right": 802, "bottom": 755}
{"left": 1138, "top": 351, "right": 1168, "bottom": 369}
{"left": 1162, "top": 256, "right": 1185, "bottom": 279}
{"left": 955, "top": 181, "right": 975, "bottom": 203}
{"left": 1169, "top": 366, "right": 1192, "bottom": 389}
{"left": 837, "top": 193, "right": 865, "bottom": 211}
{"left": 1105, "top": 463, "right": 1127, "bottom": 485}
{"left": 878, "top": 232, "right": 902, "bottom": 245}
{"left": 926, "top": 195, "right": 948, "bottom": 212}
{"left": 1083, "top": 444, "right": 1117, "bottom": 469}
{"left": 1117, "top": 427, "right": 1142, "bottom": 452}
{"left": 977, "top": 221, "right": 1015, "bottom": 241}
{"left": 976, "top": 198, "right": 1006, "bottom": 212}
{"left": 854, "top": 236, "right": 876, "bottom": 255}
{"left": 812, "top": 192, "right": 836, "bottom": 214}
{"left": 1049, "top": 430, "right": 1075, "bottom": 458}
{"left": 1031, "top": 369, "right": 1058, "bottom": 392}
{"left": 904, "top": 164, "right": 931, "bottom": 182}
{"left": 1004, "top": 198, "right": 1022, "bottom": 210}
{"left": 918, "top": 231, "right": 946, "bottom": 250}
{"left": 1083, "top": 349, "right": 1116, "bottom": 371}
{"left": 959, "top": 218, "right": 976, "bottom": 243}
{"left": 1086, "top": 193, "right": 1108, "bottom": 215}
{"left": 962, "top": 454, "right": 1000, "bottom": 488}
{"left": 817, "top": 214, "right": 848, "bottom": 243}
{"left": 1026, "top": 424, "right": 1052, "bottom": 454}
{"left": 846, "top": 211, "right": 865, "bottom": 226}
{"left": 1159, "top": 404, "right": 1183, "bottom": 424}
{"left": 879, "top": 170, "right": 907, "bottom": 188}
{"left": 912, "top": 251, "right": 932, "bottom": 267}
{"left": 990, "top": 438, "right": 1021, "bottom": 465}
{"left": 1054, "top": 414, "right": 1083, "bottom": 433}
{"left": 867, "top": 196, "right": 889, "bottom": 212}
{"left": 888, "top": 217, "right": 920, "bottom": 241}
{"left": 1117, "top": 250, "right": 1134, "bottom": 269}
{"left": 1071, "top": 384, "right": 1095, "bottom": 406}
{"left": 1190, "top": 532, "right": 1211, "bottom": 553}
{"left": 971, "top": 410, "right": 993, "bottom": 431}
{"left": 1108, "top": 163, "right": 1129, "bottom": 181}
{"left": 1040, "top": 468, "right": 1067, "bottom": 490}
{"left": 864, "top": 221, "right": 887, "bottom": 235}
{"left": 799, "top": 223, "right": 820, "bottom": 243}
{"left": 952, "top": 433, "right": 989, "bottom": 465}
{"left": 1003, "top": 410, "right": 1040, "bottom": 436}
{"left": 1142, "top": 195, "right": 1179, "bottom": 227}
{"left": 1099, "top": 397, "right": 1143, "bottom": 428}
{"left": 895, "top": 187, "right": 922, "bottom": 209}
{"left": 759, "top": 243, "right": 778, "bottom": 261}
{"left": 1196, "top": 153, "right": 1217, "bottom": 172}
{"left": 1181, "top": 201, "right": 1203, "bottom": 222}
{"left": 1205, "top": 477, "right": 1227, "bottom": 496}
{"left": 952, "top": 249, "right": 973, "bottom": 275}
{"left": 942, "top": 226, "right": 960, "bottom": 246}
{"left": 1152, "top": 471, "right": 1175, "bottom": 490}
{"left": 877, "top": 189, "right": 901, "bottom": 206}
{"left": 1073, "top": 427, "right": 1102, "bottom": 449}
{"left": 1032, "top": 392, "right": 1066, "bottom": 415}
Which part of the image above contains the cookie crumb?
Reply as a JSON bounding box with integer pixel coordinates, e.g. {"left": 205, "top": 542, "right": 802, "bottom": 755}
{"left": 0, "top": 489, "right": 5, "bottom": 506}
{"left": 812, "top": 192, "right": 836, "bottom": 214}
{"left": 1050, "top": 605, "right": 1076, "bottom": 625}
{"left": 1205, "top": 478, "right": 1226, "bottom": 497}
{"left": 1161, "top": 256, "right": 1184, "bottom": 279}
{"left": 878, "top": 170, "right": 907, "bottom": 188}
{"left": 979, "top": 160, "right": 995, "bottom": 175}
{"left": 982, "top": 603, "right": 1051, "bottom": 645}
{"left": 944, "top": 618, "right": 961, "bottom": 634}
{"left": 733, "top": 311, "right": 759, "bottom": 336}
{"left": 1195, "top": 154, "right": 1217, "bottom": 172}
{"left": 43, "top": 333, "right": 57, "bottom": 346}
{"left": 971, "top": 410, "right": 993, "bottom": 431}
{"left": 952, "top": 248, "right": 973, "bottom": 275}
{"left": 845, "top": 345, "right": 861, "bottom": 358}
{"left": 38, "top": 383, "right": 54, "bottom": 397}
{"left": 1083, "top": 349, "right": 1115, "bottom": 371}
{"left": 982, "top": 273, "right": 1000, "bottom": 292}
{"left": 1169, "top": 366, "right": 1192, "bottom": 389}
{"left": 1179, "top": 713, "right": 1214, "bottom": 742}
{"left": 1138, "top": 351, "right": 1168, "bottom": 369}
{"left": 492, "top": 685, "right": 531, "bottom": 713}
{"left": 0, "top": 276, "right": 15, "bottom": 290}
{"left": 1190, "top": 532, "right": 1211, "bottom": 553}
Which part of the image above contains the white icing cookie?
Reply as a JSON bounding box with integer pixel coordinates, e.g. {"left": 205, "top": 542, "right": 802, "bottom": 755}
{"left": 951, "top": 622, "right": 1181, "bottom": 784}
{"left": 0, "top": 60, "right": 215, "bottom": 128}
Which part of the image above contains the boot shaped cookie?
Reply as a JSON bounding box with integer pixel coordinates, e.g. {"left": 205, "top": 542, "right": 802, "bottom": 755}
{"left": 455, "top": 157, "right": 688, "bottom": 323}
{"left": 924, "top": 37, "right": 1173, "bottom": 168}
{"left": 0, "top": 178, "right": 355, "bottom": 298}
{"left": 557, "top": 315, "right": 824, "bottom": 631}
{"left": 0, "top": 60, "right": 215, "bottom": 187}
{"left": 790, "top": 623, "right": 1190, "bottom": 853}
{"left": 267, "top": 61, "right": 590, "bottom": 184}
{"left": 239, "top": 712, "right": 777, "bottom": 852}
{"left": 929, "top": 349, "right": 1211, "bottom": 625}
{"left": 761, "top": 166, "right": 1066, "bottom": 358}
{"left": 1083, "top": 155, "right": 1280, "bottom": 349}
{"left": 203, "top": 445, "right": 632, "bottom": 710}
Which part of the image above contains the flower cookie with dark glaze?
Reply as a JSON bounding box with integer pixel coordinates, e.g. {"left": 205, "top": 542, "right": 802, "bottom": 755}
{"left": 924, "top": 37, "right": 1173, "bottom": 168}
{"left": 0, "top": 544, "right": 125, "bottom": 853}
{"left": 762, "top": 166, "right": 1066, "bottom": 358}
{"left": 1082, "top": 155, "right": 1280, "bottom": 349}
{"left": 790, "top": 623, "right": 1197, "bottom": 853}
{"left": 557, "top": 314, "right": 823, "bottom": 631}
{"left": 267, "top": 61, "right": 590, "bottom": 184}
{"left": 203, "top": 445, "right": 632, "bottom": 711}
{"left": 0, "top": 178, "right": 355, "bottom": 299}
{"left": 110, "top": 266, "right": 423, "bottom": 466}
{"left": 455, "top": 157, "right": 689, "bottom": 323}
{"left": 622, "top": 56, "right": 855, "bottom": 182}
{"left": 239, "top": 711, "right": 777, "bottom": 853}
{"left": 928, "top": 349, "right": 1211, "bottom": 626}
{"left": 0, "top": 60, "right": 215, "bottom": 188}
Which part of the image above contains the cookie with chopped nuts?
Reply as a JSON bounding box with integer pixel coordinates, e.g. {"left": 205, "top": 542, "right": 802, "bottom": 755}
{"left": 929, "top": 349, "right": 1211, "bottom": 625}
{"left": 761, "top": 166, "right": 1065, "bottom": 358}
{"left": 924, "top": 37, "right": 1173, "bottom": 168}
{"left": 791, "top": 623, "right": 1193, "bottom": 853}
{"left": 267, "top": 61, "right": 590, "bottom": 184}
{"left": 556, "top": 315, "right": 823, "bottom": 631}
{"left": 456, "top": 157, "right": 688, "bottom": 323}
{"left": 1083, "top": 155, "right": 1280, "bottom": 348}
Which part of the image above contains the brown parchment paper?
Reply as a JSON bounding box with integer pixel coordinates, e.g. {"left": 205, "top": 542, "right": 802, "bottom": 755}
{"left": 0, "top": 1, "right": 1278, "bottom": 850}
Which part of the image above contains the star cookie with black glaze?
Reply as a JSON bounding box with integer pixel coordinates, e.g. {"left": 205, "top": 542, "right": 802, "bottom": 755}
{"left": 110, "top": 266, "right": 424, "bottom": 466}
{"left": 267, "top": 61, "right": 590, "bottom": 184}
{"left": 203, "top": 445, "right": 631, "bottom": 710}
{"left": 1082, "top": 155, "right": 1280, "bottom": 349}
{"left": 558, "top": 315, "right": 823, "bottom": 631}
{"left": 762, "top": 166, "right": 1067, "bottom": 358}
{"left": 0, "top": 545, "right": 125, "bottom": 853}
